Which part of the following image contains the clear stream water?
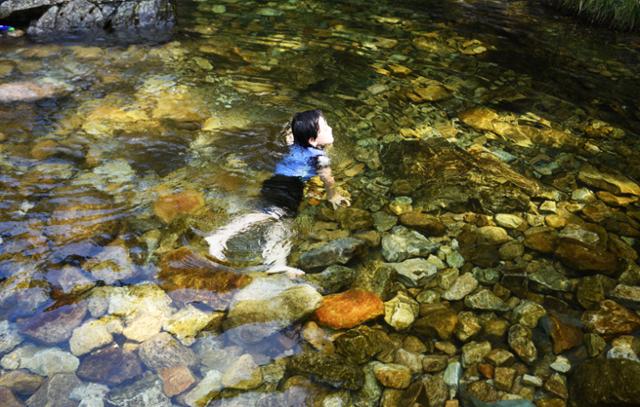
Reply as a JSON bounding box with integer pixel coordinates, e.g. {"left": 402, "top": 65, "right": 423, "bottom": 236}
{"left": 0, "top": 0, "right": 640, "bottom": 405}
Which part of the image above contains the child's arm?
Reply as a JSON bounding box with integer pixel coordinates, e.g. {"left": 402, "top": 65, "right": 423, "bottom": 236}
{"left": 317, "top": 164, "right": 351, "bottom": 209}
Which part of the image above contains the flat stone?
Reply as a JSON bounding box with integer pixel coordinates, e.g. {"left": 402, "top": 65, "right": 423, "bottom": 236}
{"left": 372, "top": 363, "right": 412, "bottom": 389}
{"left": 224, "top": 283, "right": 322, "bottom": 343}
{"left": 138, "top": 332, "right": 197, "bottom": 371}
{"left": 582, "top": 300, "right": 640, "bottom": 336}
{"left": 495, "top": 214, "right": 524, "bottom": 229}
{"left": 578, "top": 164, "right": 640, "bottom": 197}
{"left": 384, "top": 292, "right": 419, "bottom": 331}
{"left": 386, "top": 258, "right": 437, "bottom": 287}
{"left": 381, "top": 226, "right": 438, "bottom": 262}
{"left": 0, "top": 80, "right": 69, "bottom": 104}
{"left": 464, "top": 289, "right": 509, "bottom": 312}
{"left": 508, "top": 324, "right": 537, "bottom": 364}
{"left": 0, "top": 370, "right": 44, "bottom": 396}
{"left": 19, "top": 303, "right": 87, "bottom": 345}
{"left": 522, "top": 374, "right": 543, "bottom": 387}
{"left": 314, "top": 289, "right": 384, "bottom": 329}
{"left": 298, "top": 238, "right": 366, "bottom": 270}
{"left": 158, "top": 366, "right": 196, "bottom": 397}
{"left": 461, "top": 341, "right": 492, "bottom": 367}
{"left": 288, "top": 351, "right": 364, "bottom": 390}
{"left": 77, "top": 343, "right": 142, "bottom": 386}
{"left": 398, "top": 212, "right": 447, "bottom": 236}
{"left": 442, "top": 273, "right": 478, "bottom": 301}
{"left": 25, "top": 373, "right": 81, "bottom": 407}
{"left": 107, "top": 373, "right": 172, "bottom": 407}
{"left": 221, "top": 354, "right": 262, "bottom": 390}
{"left": 0, "top": 321, "right": 23, "bottom": 354}
{"left": 180, "top": 369, "right": 222, "bottom": 407}
{"left": 529, "top": 267, "right": 571, "bottom": 292}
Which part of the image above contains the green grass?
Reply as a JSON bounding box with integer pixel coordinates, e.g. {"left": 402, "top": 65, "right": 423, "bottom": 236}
{"left": 543, "top": 0, "right": 640, "bottom": 30}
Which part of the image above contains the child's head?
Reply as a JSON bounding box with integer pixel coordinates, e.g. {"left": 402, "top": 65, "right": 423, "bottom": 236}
{"left": 291, "top": 109, "right": 334, "bottom": 148}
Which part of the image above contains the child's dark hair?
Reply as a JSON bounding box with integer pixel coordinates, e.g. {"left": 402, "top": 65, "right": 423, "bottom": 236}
{"left": 291, "top": 109, "right": 324, "bottom": 147}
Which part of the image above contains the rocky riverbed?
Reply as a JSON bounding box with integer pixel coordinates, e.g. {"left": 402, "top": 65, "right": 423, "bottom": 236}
{"left": 1, "top": 0, "right": 640, "bottom": 406}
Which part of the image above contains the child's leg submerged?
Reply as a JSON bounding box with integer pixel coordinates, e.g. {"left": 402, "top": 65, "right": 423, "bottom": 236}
{"left": 261, "top": 218, "right": 305, "bottom": 277}
{"left": 205, "top": 211, "right": 276, "bottom": 260}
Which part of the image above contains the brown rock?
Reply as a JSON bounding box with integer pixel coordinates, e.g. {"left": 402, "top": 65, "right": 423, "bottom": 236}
{"left": 414, "top": 305, "right": 458, "bottom": 340}
{"left": 596, "top": 191, "right": 638, "bottom": 207}
{"left": 536, "top": 398, "right": 566, "bottom": 407}
{"left": 0, "top": 370, "right": 43, "bottom": 396}
{"left": 578, "top": 164, "right": 640, "bottom": 197}
{"left": 494, "top": 367, "right": 516, "bottom": 391}
{"left": 314, "top": 289, "right": 384, "bottom": 329}
{"left": 555, "top": 241, "right": 620, "bottom": 275}
{"left": 159, "top": 366, "right": 196, "bottom": 397}
{"left": 153, "top": 190, "right": 205, "bottom": 223}
{"left": 548, "top": 314, "right": 583, "bottom": 354}
{"left": 398, "top": 212, "right": 447, "bottom": 236}
{"left": 466, "top": 380, "right": 499, "bottom": 403}
{"left": 544, "top": 373, "right": 568, "bottom": 399}
{"left": 478, "top": 363, "right": 494, "bottom": 379}
{"left": 400, "top": 374, "right": 447, "bottom": 407}
{"left": 582, "top": 300, "right": 640, "bottom": 336}
{"left": 0, "top": 387, "right": 23, "bottom": 407}
{"left": 30, "top": 139, "right": 59, "bottom": 160}
{"left": 524, "top": 227, "right": 558, "bottom": 253}
{"left": 408, "top": 84, "right": 451, "bottom": 103}
{"left": 459, "top": 107, "right": 500, "bottom": 132}
{"left": 159, "top": 247, "right": 251, "bottom": 309}
{"left": 77, "top": 343, "right": 143, "bottom": 385}
{"left": 373, "top": 363, "right": 412, "bottom": 389}
{"left": 0, "top": 81, "right": 67, "bottom": 103}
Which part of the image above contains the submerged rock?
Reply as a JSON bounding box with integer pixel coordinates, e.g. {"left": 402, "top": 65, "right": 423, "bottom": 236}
{"left": 153, "top": 190, "right": 205, "bottom": 224}
{"left": 107, "top": 372, "right": 172, "bottom": 407}
{"left": 384, "top": 292, "right": 419, "bottom": 331}
{"left": 298, "top": 238, "right": 366, "bottom": 270}
{"left": 582, "top": 300, "right": 640, "bottom": 336}
{"left": 77, "top": 343, "right": 142, "bottom": 385}
{"left": 19, "top": 303, "right": 87, "bottom": 345}
{"left": 288, "top": 351, "right": 364, "bottom": 390}
{"left": 224, "top": 283, "right": 322, "bottom": 344}
{"left": 386, "top": 258, "right": 438, "bottom": 287}
{"left": 334, "top": 325, "right": 395, "bottom": 365}
{"left": 381, "top": 226, "right": 438, "bottom": 262}
{"left": 0, "top": 80, "right": 71, "bottom": 104}
{"left": 25, "top": 373, "right": 82, "bottom": 407}
{"left": 83, "top": 239, "right": 136, "bottom": 284}
{"left": 138, "top": 332, "right": 197, "bottom": 371}
{"left": 569, "top": 359, "right": 640, "bottom": 407}
{"left": 303, "top": 265, "right": 355, "bottom": 294}
{"left": 314, "top": 289, "right": 384, "bottom": 329}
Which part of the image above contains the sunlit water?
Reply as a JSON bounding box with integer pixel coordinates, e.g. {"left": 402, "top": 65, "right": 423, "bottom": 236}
{"left": 1, "top": 0, "right": 640, "bottom": 405}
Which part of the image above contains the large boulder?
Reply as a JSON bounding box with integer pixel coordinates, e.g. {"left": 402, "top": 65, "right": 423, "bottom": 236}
{"left": 0, "top": 0, "right": 176, "bottom": 38}
{"left": 569, "top": 359, "right": 640, "bottom": 407}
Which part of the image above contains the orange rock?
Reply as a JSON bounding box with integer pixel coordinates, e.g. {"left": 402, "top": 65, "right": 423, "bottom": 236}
{"left": 153, "top": 190, "right": 205, "bottom": 223}
{"left": 314, "top": 289, "right": 384, "bottom": 329}
{"left": 159, "top": 365, "right": 196, "bottom": 397}
{"left": 549, "top": 314, "right": 583, "bottom": 354}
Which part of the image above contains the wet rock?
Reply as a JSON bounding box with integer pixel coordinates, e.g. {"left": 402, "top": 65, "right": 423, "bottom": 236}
{"left": 107, "top": 373, "right": 172, "bottom": 407}
{"left": 335, "top": 207, "right": 373, "bottom": 230}
{"left": 0, "top": 370, "right": 44, "bottom": 396}
{"left": 225, "top": 283, "right": 322, "bottom": 343}
{"left": 585, "top": 333, "right": 607, "bottom": 357}
{"left": 551, "top": 355, "right": 572, "bottom": 373}
{"left": 569, "top": 359, "right": 640, "bottom": 407}
{"left": 529, "top": 266, "right": 571, "bottom": 292}
{"left": 398, "top": 212, "right": 447, "bottom": 236}
{"left": 381, "top": 226, "right": 438, "bottom": 262}
{"left": 163, "top": 304, "right": 218, "bottom": 341}
{"left": 2, "top": 345, "right": 79, "bottom": 377}
{"left": 77, "top": 343, "right": 142, "bottom": 385}
{"left": 180, "top": 369, "right": 222, "bottom": 407}
{"left": 353, "top": 261, "right": 395, "bottom": 298}
{"left": 153, "top": 190, "right": 205, "bottom": 224}
{"left": 384, "top": 292, "right": 419, "bottom": 331}
{"left": 298, "top": 238, "right": 366, "bottom": 270}
{"left": 607, "top": 336, "right": 639, "bottom": 361}
{"left": 0, "top": 387, "right": 23, "bottom": 407}
{"left": 407, "top": 83, "right": 451, "bottom": 102}
{"left": 413, "top": 304, "right": 458, "bottom": 340}
{"left": 83, "top": 239, "right": 136, "bottom": 284}
{"left": 544, "top": 372, "right": 568, "bottom": 399}
{"left": 494, "top": 367, "right": 516, "bottom": 391}
{"left": 486, "top": 349, "right": 515, "bottom": 366}
{"left": 302, "top": 321, "right": 334, "bottom": 353}
{"left": 382, "top": 139, "right": 543, "bottom": 213}
{"left": 422, "top": 355, "right": 449, "bottom": 373}
{"left": 582, "top": 300, "right": 640, "bottom": 336}
{"left": 157, "top": 366, "right": 195, "bottom": 398}
{"left": 303, "top": 265, "right": 355, "bottom": 294}
{"left": 372, "top": 362, "right": 412, "bottom": 389}
{"left": 508, "top": 324, "right": 537, "bottom": 364}
{"left": 555, "top": 240, "right": 620, "bottom": 275}
{"left": 0, "top": 80, "right": 70, "bottom": 104}
{"left": 221, "top": 354, "right": 262, "bottom": 390}
{"left": 442, "top": 273, "right": 478, "bottom": 301}
{"left": 495, "top": 214, "right": 525, "bottom": 229}
{"left": 512, "top": 300, "right": 546, "bottom": 328}
{"left": 610, "top": 284, "right": 640, "bottom": 309}
{"left": 314, "top": 289, "right": 384, "bottom": 329}
{"left": 353, "top": 362, "right": 383, "bottom": 407}
{"left": 19, "top": 303, "right": 87, "bottom": 345}
{"left": 464, "top": 289, "right": 509, "bottom": 312}
{"left": 25, "top": 373, "right": 82, "bottom": 407}
{"left": 46, "top": 266, "right": 95, "bottom": 295}
{"left": 159, "top": 247, "right": 251, "bottom": 309}
{"left": 464, "top": 380, "right": 499, "bottom": 403}
{"left": 69, "top": 382, "right": 109, "bottom": 407}
{"left": 386, "top": 258, "right": 437, "bottom": 287}
{"left": 577, "top": 275, "right": 616, "bottom": 309}
{"left": 0, "top": 321, "right": 23, "bottom": 354}
{"left": 462, "top": 341, "right": 492, "bottom": 367}
{"left": 499, "top": 240, "right": 524, "bottom": 260}
{"left": 524, "top": 227, "right": 558, "bottom": 253}
{"left": 548, "top": 314, "right": 583, "bottom": 354}
{"left": 456, "top": 311, "right": 482, "bottom": 342}
{"left": 401, "top": 374, "right": 448, "bottom": 407}
{"left": 578, "top": 164, "right": 640, "bottom": 197}
{"left": 335, "top": 325, "right": 395, "bottom": 364}
{"left": 288, "top": 351, "right": 364, "bottom": 390}
{"left": 69, "top": 317, "right": 120, "bottom": 356}
{"left": 193, "top": 336, "right": 241, "bottom": 373}
{"left": 138, "top": 332, "right": 197, "bottom": 371}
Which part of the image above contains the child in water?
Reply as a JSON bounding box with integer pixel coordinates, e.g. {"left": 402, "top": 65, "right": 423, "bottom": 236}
{"left": 205, "top": 109, "right": 350, "bottom": 276}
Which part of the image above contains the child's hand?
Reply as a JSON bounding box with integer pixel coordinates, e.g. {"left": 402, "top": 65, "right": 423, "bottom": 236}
{"left": 329, "top": 192, "right": 351, "bottom": 209}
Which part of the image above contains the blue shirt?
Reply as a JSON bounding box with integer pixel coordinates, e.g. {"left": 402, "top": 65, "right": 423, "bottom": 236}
{"left": 274, "top": 144, "right": 329, "bottom": 180}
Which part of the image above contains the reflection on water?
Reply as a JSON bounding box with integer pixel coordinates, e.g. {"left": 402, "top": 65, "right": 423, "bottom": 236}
{"left": 1, "top": 0, "right": 640, "bottom": 405}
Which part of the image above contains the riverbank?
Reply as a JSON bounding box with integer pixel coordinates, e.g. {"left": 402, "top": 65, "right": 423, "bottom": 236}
{"left": 543, "top": 0, "right": 640, "bottom": 31}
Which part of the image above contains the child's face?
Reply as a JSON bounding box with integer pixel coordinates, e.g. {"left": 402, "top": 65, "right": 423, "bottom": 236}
{"left": 311, "top": 117, "right": 334, "bottom": 147}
